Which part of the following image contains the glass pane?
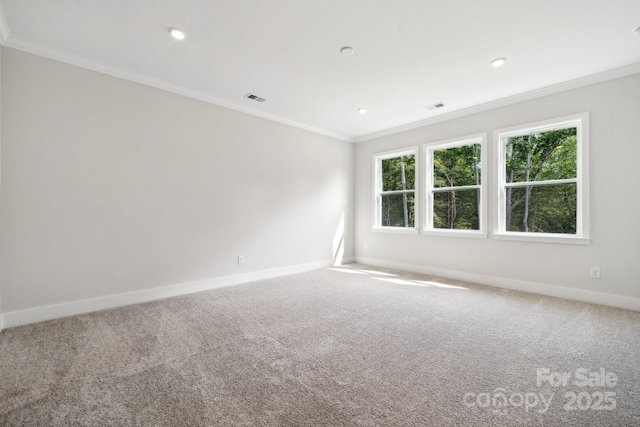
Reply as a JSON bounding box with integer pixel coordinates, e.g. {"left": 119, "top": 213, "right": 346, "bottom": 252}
{"left": 433, "top": 144, "right": 481, "bottom": 188}
{"left": 505, "top": 128, "right": 577, "bottom": 183}
{"left": 506, "top": 183, "right": 576, "bottom": 234}
{"left": 433, "top": 189, "right": 479, "bottom": 230}
{"left": 381, "top": 154, "right": 415, "bottom": 191}
{"left": 381, "top": 193, "right": 415, "bottom": 227}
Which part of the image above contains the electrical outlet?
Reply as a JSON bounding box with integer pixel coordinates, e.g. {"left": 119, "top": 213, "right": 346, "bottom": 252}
{"left": 364, "top": 243, "right": 368, "bottom": 251}
{"left": 590, "top": 267, "right": 600, "bottom": 279}
{"left": 238, "top": 255, "right": 245, "bottom": 265}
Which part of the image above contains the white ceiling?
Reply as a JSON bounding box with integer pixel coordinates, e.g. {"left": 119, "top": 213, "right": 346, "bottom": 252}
{"left": 1, "top": 0, "right": 639, "bottom": 142}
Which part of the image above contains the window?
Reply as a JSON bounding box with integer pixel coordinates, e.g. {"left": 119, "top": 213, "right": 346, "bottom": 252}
{"left": 424, "top": 134, "right": 487, "bottom": 237}
{"left": 373, "top": 148, "right": 418, "bottom": 232}
{"left": 495, "top": 113, "right": 589, "bottom": 244}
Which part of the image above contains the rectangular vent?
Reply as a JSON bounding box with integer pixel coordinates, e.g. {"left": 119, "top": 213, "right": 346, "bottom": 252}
{"left": 244, "top": 93, "right": 266, "bottom": 103}
{"left": 425, "top": 102, "right": 446, "bottom": 111}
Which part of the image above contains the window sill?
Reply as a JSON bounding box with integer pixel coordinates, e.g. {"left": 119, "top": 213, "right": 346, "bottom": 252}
{"left": 422, "top": 229, "right": 487, "bottom": 239}
{"left": 493, "top": 232, "right": 590, "bottom": 245}
{"left": 372, "top": 227, "right": 419, "bottom": 235}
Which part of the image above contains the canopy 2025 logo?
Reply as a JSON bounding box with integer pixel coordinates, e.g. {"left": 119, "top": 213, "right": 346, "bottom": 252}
{"left": 462, "top": 368, "right": 618, "bottom": 415}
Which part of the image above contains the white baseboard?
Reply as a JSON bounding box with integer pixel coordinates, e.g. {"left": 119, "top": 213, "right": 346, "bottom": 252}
{"left": 2, "top": 257, "right": 354, "bottom": 329}
{"left": 355, "top": 256, "right": 640, "bottom": 312}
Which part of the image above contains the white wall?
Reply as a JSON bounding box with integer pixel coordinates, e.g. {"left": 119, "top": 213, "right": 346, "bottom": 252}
{"left": 0, "top": 48, "right": 354, "bottom": 317}
{"left": 2, "top": 45, "right": 638, "bottom": 327}
{"left": 355, "top": 73, "right": 640, "bottom": 307}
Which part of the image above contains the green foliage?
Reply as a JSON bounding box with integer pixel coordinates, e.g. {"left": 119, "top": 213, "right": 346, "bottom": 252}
{"left": 432, "top": 144, "right": 481, "bottom": 230}
{"left": 505, "top": 128, "right": 576, "bottom": 182}
{"left": 382, "top": 194, "right": 415, "bottom": 227}
{"left": 378, "top": 128, "right": 578, "bottom": 233}
{"left": 382, "top": 155, "right": 415, "bottom": 191}
{"left": 505, "top": 128, "right": 577, "bottom": 233}
{"left": 507, "top": 185, "right": 576, "bottom": 233}
{"left": 380, "top": 155, "right": 415, "bottom": 227}
{"left": 433, "top": 144, "right": 481, "bottom": 188}
{"left": 433, "top": 190, "right": 479, "bottom": 229}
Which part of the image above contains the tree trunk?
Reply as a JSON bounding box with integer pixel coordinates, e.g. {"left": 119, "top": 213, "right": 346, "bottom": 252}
{"left": 523, "top": 186, "right": 532, "bottom": 232}
{"left": 385, "top": 196, "right": 390, "bottom": 226}
{"left": 506, "top": 169, "right": 514, "bottom": 228}
{"left": 450, "top": 191, "right": 457, "bottom": 228}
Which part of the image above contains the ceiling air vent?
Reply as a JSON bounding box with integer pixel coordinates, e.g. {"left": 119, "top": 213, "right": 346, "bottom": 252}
{"left": 425, "top": 102, "right": 446, "bottom": 111}
{"left": 244, "top": 93, "right": 266, "bottom": 103}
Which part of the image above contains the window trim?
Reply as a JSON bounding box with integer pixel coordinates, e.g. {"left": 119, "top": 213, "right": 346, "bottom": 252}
{"left": 372, "top": 146, "right": 419, "bottom": 234}
{"left": 423, "top": 134, "right": 488, "bottom": 239}
{"left": 493, "top": 113, "right": 590, "bottom": 245}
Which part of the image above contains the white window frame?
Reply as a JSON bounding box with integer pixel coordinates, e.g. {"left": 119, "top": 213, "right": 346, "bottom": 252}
{"left": 494, "top": 113, "right": 590, "bottom": 244}
{"left": 372, "top": 147, "right": 419, "bottom": 234}
{"left": 423, "top": 134, "right": 487, "bottom": 239}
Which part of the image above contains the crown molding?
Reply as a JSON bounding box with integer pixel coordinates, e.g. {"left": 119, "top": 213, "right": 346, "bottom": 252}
{"left": 354, "top": 62, "right": 640, "bottom": 143}
{"left": 3, "top": 24, "right": 638, "bottom": 145}
{"left": 2, "top": 36, "right": 355, "bottom": 143}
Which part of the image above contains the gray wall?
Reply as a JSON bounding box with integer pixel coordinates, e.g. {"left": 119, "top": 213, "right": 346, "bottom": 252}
{"left": 355, "top": 73, "right": 640, "bottom": 300}
{"left": 0, "top": 48, "right": 354, "bottom": 312}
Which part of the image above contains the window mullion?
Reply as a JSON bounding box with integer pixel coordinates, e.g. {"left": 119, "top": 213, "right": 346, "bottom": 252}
{"left": 432, "top": 185, "right": 480, "bottom": 192}
{"left": 504, "top": 178, "right": 577, "bottom": 188}
{"left": 381, "top": 190, "right": 415, "bottom": 196}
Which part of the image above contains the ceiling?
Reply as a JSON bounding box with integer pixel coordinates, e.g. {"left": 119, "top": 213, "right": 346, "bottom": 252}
{"left": 0, "top": 0, "right": 639, "bottom": 142}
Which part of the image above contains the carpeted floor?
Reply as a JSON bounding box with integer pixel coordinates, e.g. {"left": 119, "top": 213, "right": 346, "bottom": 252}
{"left": 1, "top": 263, "right": 639, "bottom": 426}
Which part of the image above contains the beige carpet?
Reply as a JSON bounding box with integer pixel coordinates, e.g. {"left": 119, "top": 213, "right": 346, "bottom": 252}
{"left": 1, "top": 263, "right": 639, "bottom": 426}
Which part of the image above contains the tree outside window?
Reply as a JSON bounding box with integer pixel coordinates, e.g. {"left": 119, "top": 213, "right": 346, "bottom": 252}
{"left": 431, "top": 143, "right": 482, "bottom": 230}
{"left": 496, "top": 113, "right": 589, "bottom": 243}
{"left": 424, "top": 135, "right": 487, "bottom": 237}
{"left": 372, "top": 114, "right": 588, "bottom": 243}
{"left": 504, "top": 128, "right": 577, "bottom": 233}
{"left": 374, "top": 149, "right": 417, "bottom": 230}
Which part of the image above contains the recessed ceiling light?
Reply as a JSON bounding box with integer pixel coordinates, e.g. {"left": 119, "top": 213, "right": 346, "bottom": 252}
{"left": 169, "top": 28, "right": 185, "bottom": 40}
{"left": 491, "top": 57, "right": 506, "bottom": 68}
{"left": 341, "top": 46, "right": 355, "bottom": 56}
{"left": 633, "top": 26, "right": 640, "bottom": 37}
{"left": 358, "top": 108, "right": 367, "bottom": 114}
